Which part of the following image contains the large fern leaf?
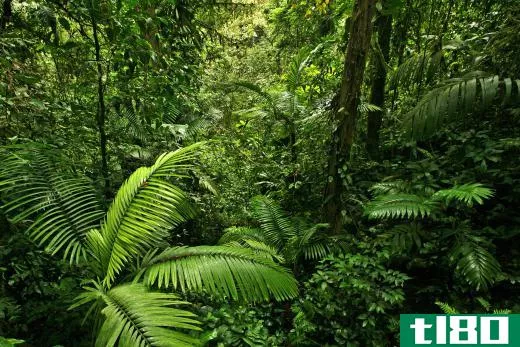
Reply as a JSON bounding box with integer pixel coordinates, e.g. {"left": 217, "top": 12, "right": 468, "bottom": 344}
{"left": 365, "top": 194, "right": 437, "bottom": 219}
{"left": 0, "top": 145, "right": 104, "bottom": 264}
{"left": 250, "top": 195, "right": 295, "bottom": 249}
{"left": 382, "top": 223, "right": 425, "bottom": 251}
{"left": 141, "top": 245, "right": 298, "bottom": 302}
{"left": 450, "top": 240, "right": 501, "bottom": 291}
{"left": 432, "top": 183, "right": 494, "bottom": 207}
{"left": 435, "top": 301, "right": 459, "bottom": 314}
{"left": 405, "top": 73, "right": 520, "bottom": 139}
{"left": 218, "top": 226, "right": 266, "bottom": 245}
{"left": 95, "top": 143, "right": 202, "bottom": 286}
{"left": 72, "top": 282, "right": 201, "bottom": 347}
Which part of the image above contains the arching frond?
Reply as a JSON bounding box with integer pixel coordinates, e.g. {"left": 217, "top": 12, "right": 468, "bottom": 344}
{"left": 435, "top": 301, "right": 459, "bottom": 314}
{"left": 365, "top": 194, "right": 437, "bottom": 220}
{"left": 142, "top": 245, "right": 298, "bottom": 302}
{"left": 390, "top": 50, "right": 445, "bottom": 90}
{"left": 381, "top": 223, "right": 425, "bottom": 251}
{"left": 286, "top": 222, "right": 338, "bottom": 261}
{"left": 450, "top": 240, "right": 501, "bottom": 291}
{"left": 369, "top": 180, "right": 410, "bottom": 195}
{"left": 218, "top": 227, "right": 266, "bottom": 245}
{"left": 405, "top": 73, "right": 520, "bottom": 139}
{"left": 162, "top": 102, "right": 181, "bottom": 124}
{"left": 73, "top": 282, "right": 201, "bottom": 347}
{"left": 0, "top": 145, "right": 104, "bottom": 264}
{"left": 225, "top": 240, "right": 285, "bottom": 262}
{"left": 116, "top": 102, "right": 148, "bottom": 142}
{"left": 96, "top": 143, "right": 203, "bottom": 286}
{"left": 250, "top": 195, "right": 295, "bottom": 249}
{"left": 432, "top": 183, "right": 494, "bottom": 207}
{"left": 285, "top": 42, "right": 329, "bottom": 92}
{"left": 196, "top": 173, "right": 218, "bottom": 196}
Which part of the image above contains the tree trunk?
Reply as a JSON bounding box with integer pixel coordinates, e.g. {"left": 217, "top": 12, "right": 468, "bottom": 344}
{"left": 91, "top": 17, "right": 110, "bottom": 200}
{"left": 323, "top": 0, "right": 376, "bottom": 233}
{"left": 367, "top": 13, "right": 392, "bottom": 159}
{"left": 0, "top": 0, "right": 12, "bottom": 30}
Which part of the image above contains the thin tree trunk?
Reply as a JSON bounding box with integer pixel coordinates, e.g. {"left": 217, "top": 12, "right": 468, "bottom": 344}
{"left": 0, "top": 0, "right": 12, "bottom": 30}
{"left": 367, "top": 13, "right": 392, "bottom": 159}
{"left": 91, "top": 17, "right": 110, "bottom": 199}
{"left": 323, "top": 0, "right": 376, "bottom": 233}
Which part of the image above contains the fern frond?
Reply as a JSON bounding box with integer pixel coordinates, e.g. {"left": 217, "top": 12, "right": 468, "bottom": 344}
{"left": 405, "top": 73, "right": 520, "bottom": 139}
{"left": 435, "top": 301, "right": 459, "bottom": 314}
{"left": 390, "top": 50, "right": 445, "bottom": 90}
{"left": 365, "top": 194, "right": 437, "bottom": 219}
{"left": 73, "top": 282, "right": 201, "bottom": 347}
{"left": 142, "top": 245, "right": 298, "bottom": 302}
{"left": 493, "top": 309, "right": 512, "bottom": 314}
{"left": 197, "top": 174, "right": 218, "bottom": 196}
{"left": 450, "top": 240, "right": 501, "bottom": 291}
{"left": 476, "top": 297, "right": 491, "bottom": 311}
{"left": 162, "top": 102, "right": 181, "bottom": 124}
{"left": 433, "top": 183, "right": 494, "bottom": 207}
{"left": 369, "top": 180, "right": 410, "bottom": 195}
{"left": 96, "top": 143, "right": 203, "bottom": 286}
{"left": 287, "top": 222, "right": 336, "bottom": 261}
{"left": 117, "top": 102, "right": 148, "bottom": 142}
{"left": 0, "top": 145, "right": 104, "bottom": 264}
{"left": 218, "top": 227, "right": 266, "bottom": 245}
{"left": 382, "top": 223, "right": 425, "bottom": 251}
{"left": 250, "top": 196, "right": 295, "bottom": 249}
{"left": 225, "top": 240, "right": 285, "bottom": 262}
{"left": 358, "top": 102, "right": 383, "bottom": 113}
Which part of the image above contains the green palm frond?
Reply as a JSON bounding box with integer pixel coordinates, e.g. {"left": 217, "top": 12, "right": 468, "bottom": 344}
{"left": 493, "top": 309, "right": 512, "bottom": 314}
{"left": 218, "top": 227, "right": 266, "bottom": 245}
{"left": 365, "top": 194, "right": 437, "bottom": 219}
{"left": 225, "top": 240, "right": 285, "bottom": 262}
{"left": 476, "top": 297, "right": 491, "bottom": 311}
{"left": 162, "top": 102, "right": 181, "bottom": 124}
{"left": 432, "top": 183, "right": 494, "bottom": 207}
{"left": 95, "top": 143, "right": 203, "bottom": 286}
{"left": 390, "top": 50, "right": 445, "bottom": 89}
{"left": 369, "top": 180, "right": 410, "bottom": 195}
{"left": 382, "top": 223, "right": 425, "bottom": 251}
{"left": 73, "top": 282, "right": 201, "bottom": 347}
{"left": 405, "top": 73, "right": 520, "bottom": 139}
{"left": 117, "top": 102, "right": 148, "bottom": 142}
{"left": 0, "top": 145, "right": 104, "bottom": 264}
{"left": 142, "top": 245, "right": 298, "bottom": 302}
{"left": 358, "top": 102, "right": 383, "bottom": 113}
{"left": 251, "top": 195, "right": 295, "bottom": 249}
{"left": 450, "top": 239, "right": 501, "bottom": 291}
{"left": 435, "top": 301, "right": 459, "bottom": 314}
{"left": 287, "top": 222, "right": 337, "bottom": 261}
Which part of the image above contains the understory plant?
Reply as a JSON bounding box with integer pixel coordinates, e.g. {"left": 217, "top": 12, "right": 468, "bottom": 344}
{"left": 0, "top": 143, "right": 298, "bottom": 346}
{"left": 365, "top": 180, "right": 499, "bottom": 290}
{"left": 219, "top": 195, "right": 347, "bottom": 266}
{"left": 290, "top": 252, "right": 409, "bottom": 346}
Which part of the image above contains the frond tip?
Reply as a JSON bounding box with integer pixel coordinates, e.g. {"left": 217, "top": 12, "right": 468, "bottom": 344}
{"left": 364, "top": 194, "right": 437, "bottom": 219}
{"left": 93, "top": 283, "right": 201, "bottom": 347}
{"left": 142, "top": 245, "right": 299, "bottom": 302}
{"left": 450, "top": 241, "right": 501, "bottom": 291}
{"left": 433, "top": 183, "right": 494, "bottom": 206}
{"left": 405, "top": 73, "right": 520, "bottom": 139}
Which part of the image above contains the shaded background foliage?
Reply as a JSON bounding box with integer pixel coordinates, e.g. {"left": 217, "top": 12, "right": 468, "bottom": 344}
{"left": 1, "top": 0, "right": 520, "bottom": 346}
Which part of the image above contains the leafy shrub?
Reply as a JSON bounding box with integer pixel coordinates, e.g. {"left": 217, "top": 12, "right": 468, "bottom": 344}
{"left": 290, "top": 253, "right": 408, "bottom": 346}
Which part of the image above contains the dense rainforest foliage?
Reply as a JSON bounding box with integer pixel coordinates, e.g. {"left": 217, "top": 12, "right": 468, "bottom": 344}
{"left": 0, "top": 0, "right": 519, "bottom": 346}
